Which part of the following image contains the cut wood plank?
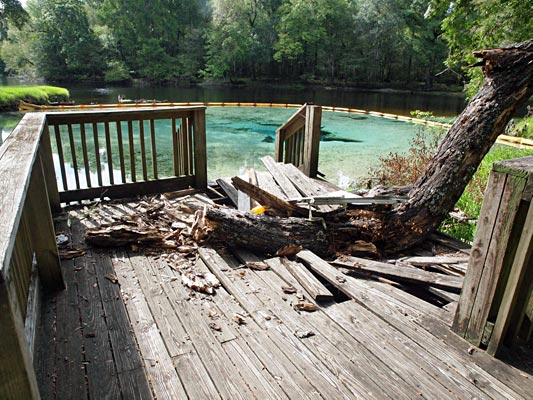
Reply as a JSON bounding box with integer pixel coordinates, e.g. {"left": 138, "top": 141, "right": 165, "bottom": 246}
{"left": 333, "top": 256, "right": 464, "bottom": 292}
{"left": 402, "top": 255, "right": 470, "bottom": 266}
{"left": 279, "top": 163, "right": 335, "bottom": 212}
{"left": 428, "top": 287, "right": 461, "bottom": 303}
{"left": 261, "top": 156, "right": 301, "bottom": 200}
{"left": 429, "top": 232, "right": 471, "bottom": 254}
{"left": 255, "top": 170, "right": 287, "bottom": 200}
{"left": 283, "top": 259, "right": 334, "bottom": 302}
{"left": 231, "top": 176, "right": 308, "bottom": 217}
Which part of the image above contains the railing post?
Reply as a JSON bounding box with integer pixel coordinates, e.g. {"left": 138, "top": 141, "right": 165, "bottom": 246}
{"left": 303, "top": 105, "right": 322, "bottom": 178}
{"left": 274, "top": 128, "right": 285, "bottom": 162}
{"left": 192, "top": 109, "right": 207, "bottom": 189}
{"left": 40, "top": 121, "right": 61, "bottom": 214}
{"left": 26, "top": 155, "right": 65, "bottom": 291}
{"left": 0, "top": 282, "right": 41, "bottom": 399}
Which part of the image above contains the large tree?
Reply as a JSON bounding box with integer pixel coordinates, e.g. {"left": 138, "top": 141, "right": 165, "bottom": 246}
{"left": 32, "top": 0, "right": 104, "bottom": 80}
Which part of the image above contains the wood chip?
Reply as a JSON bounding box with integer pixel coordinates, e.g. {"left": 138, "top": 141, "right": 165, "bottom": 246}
{"left": 293, "top": 302, "right": 319, "bottom": 312}
{"left": 276, "top": 245, "right": 303, "bottom": 257}
{"left": 245, "top": 261, "right": 269, "bottom": 270}
{"left": 104, "top": 273, "right": 119, "bottom": 284}
{"left": 282, "top": 285, "right": 297, "bottom": 294}
{"left": 208, "top": 322, "right": 222, "bottom": 331}
{"left": 294, "top": 329, "right": 315, "bottom": 338}
{"left": 232, "top": 313, "right": 247, "bottom": 325}
{"left": 59, "top": 248, "right": 87, "bottom": 260}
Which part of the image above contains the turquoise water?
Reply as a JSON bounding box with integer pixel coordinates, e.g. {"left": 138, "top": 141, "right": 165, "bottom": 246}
{"left": 205, "top": 107, "right": 420, "bottom": 187}
{"left": 1, "top": 106, "right": 421, "bottom": 188}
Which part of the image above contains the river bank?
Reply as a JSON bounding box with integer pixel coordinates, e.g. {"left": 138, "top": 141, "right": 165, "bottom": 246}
{"left": 0, "top": 85, "right": 70, "bottom": 111}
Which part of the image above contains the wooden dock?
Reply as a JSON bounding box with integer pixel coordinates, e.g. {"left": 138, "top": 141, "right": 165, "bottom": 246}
{"left": 34, "top": 199, "right": 533, "bottom": 399}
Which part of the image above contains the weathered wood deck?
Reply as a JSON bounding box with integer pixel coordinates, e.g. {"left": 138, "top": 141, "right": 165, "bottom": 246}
{"left": 35, "top": 201, "right": 533, "bottom": 400}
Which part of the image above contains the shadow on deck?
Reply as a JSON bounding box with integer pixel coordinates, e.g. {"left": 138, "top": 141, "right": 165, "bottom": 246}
{"left": 35, "top": 200, "right": 533, "bottom": 400}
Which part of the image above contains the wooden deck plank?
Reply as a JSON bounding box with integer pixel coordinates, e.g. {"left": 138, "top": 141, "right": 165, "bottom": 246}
{"left": 284, "top": 259, "right": 334, "bottom": 301}
{"left": 333, "top": 256, "right": 464, "bottom": 292}
{"left": 255, "top": 170, "right": 288, "bottom": 200}
{"left": 34, "top": 292, "right": 58, "bottom": 400}
{"left": 296, "top": 250, "right": 529, "bottom": 399}
{"left": 327, "top": 301, "right": 491, "bottom": 399}
{"left": 261, "top": 156, "right": 301, "bottom": 200}
{"left": 135, "top": 256, "right": 223, "bottom": 400}
{"left": 112, "top": 252, "right": 186, "bottom": 400}
{"left": 248, "top": 255, "right": 450, "bottom": 400}
{"left": 68, "top": 217, "right": 122, "bottom": 400}
{"left": 201, "top": 247, "right": 409, "bottom": 399}
{"left": 193, "top": 258, "right": 338, "bottom": 400}
{"left": 54, "top": 258, "right": 88, "bottom": 400}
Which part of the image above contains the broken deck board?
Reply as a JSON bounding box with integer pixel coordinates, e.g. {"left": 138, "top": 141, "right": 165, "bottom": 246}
{"left": 283, "top": 259, "right": 334, "bottom": 302}
{"left": 333, "top": 255, "right": 464, "bottom": 292}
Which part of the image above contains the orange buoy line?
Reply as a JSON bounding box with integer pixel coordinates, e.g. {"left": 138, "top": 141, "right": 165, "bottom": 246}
{"left": 18, "top": 100, "right": 533, "bottom": 149}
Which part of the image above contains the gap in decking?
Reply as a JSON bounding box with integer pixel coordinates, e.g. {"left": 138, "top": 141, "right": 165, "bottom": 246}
{"left": 308, "top": 268, "right": 351, "bottom": 305}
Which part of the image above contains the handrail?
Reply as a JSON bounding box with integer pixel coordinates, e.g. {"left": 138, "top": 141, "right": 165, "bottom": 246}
{"left": 0, "top": 113, "right": 65, "bottom": 399}
{"left": 46, "top": 106, "right": 207, "bottom": 204}
{"left": 274, "top": 104, "right": 322, "bottom": 178}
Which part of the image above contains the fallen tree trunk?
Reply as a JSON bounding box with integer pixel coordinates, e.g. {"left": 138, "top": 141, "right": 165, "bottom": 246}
{"left": 207, "top": 40, "right": 533, "bottom": 256}
{"left": 379, "top": 39, "right": 533, "bottom": 253}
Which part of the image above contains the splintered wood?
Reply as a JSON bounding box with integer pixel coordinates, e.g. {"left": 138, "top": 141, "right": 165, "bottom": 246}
{"left": 85, "top": 193, "right": 212, "bottom": 252}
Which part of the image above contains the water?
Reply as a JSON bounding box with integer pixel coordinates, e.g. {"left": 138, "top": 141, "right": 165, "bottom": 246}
{"left": 1, "top": 81, "right": 465, "bottom": 186}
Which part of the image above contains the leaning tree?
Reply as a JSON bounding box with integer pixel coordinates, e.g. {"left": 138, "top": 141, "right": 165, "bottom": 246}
{"left": 207, "top": 39, "right": 533, "bottom": 256}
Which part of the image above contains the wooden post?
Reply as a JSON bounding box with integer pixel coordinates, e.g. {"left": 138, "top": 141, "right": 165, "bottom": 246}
{"left": 0, "top": 280, "right": 41, "bottom": 399}
{"left": 274, "top": 128, "right": 285, "bottom": 162}
{"left": 26, "top": 155, "right": 65, "bottom": 291}
{"left": 40, "top": 122, "right": 61, "bottom": 214}
{"left": 192, "top": 109, "right": 207, "bottom": 189}
{"left": 303, "top": 105, "right": 322, "bottom": 178}
{"left": 453, "top": 156, "right": 533, "bottom": 355}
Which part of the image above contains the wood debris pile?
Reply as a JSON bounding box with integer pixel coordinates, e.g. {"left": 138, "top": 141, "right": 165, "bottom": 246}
{"left": 85, "top": 194, "right": 214, "bottom": 254}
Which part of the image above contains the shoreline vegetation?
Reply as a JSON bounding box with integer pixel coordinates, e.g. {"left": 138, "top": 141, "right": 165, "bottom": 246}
{"left": 0, "top": 85, "right": 69, "bottom": 111}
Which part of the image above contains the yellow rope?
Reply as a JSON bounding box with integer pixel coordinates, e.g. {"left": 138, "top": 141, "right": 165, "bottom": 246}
{"left": 18, "top": 100, "right": 533, "bottom": 149}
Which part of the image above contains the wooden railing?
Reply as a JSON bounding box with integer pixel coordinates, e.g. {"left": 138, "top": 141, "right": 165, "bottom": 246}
{"left": 46, "top": 106, "right": 207, "bottom": 205}
{"left": 0, "top": 113, "right": 65, "bottom": 399}
{"left": 453, "top": 156, "right": 533, "bottom": 357}
{"left": 0, "top": 106, "right": 208, "bottom": 398}
{"left": 274, "top": 103, "right": 322, "bottom": 178}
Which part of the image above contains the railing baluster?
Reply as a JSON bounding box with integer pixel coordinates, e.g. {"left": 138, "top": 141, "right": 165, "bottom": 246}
{"left": 104, "top": 122, "right": 114, "bottom": 185}
{"left": 53, "top": 125, "right": 68, "bottom": 191}
{"left": 180, "top": 117, "right": 187, "bottom": 175}
{"left": 139, "top": 120, "right": 148, "bottom": 181}
{"left": 92, "top": 122, "right": 103, "bottom": 187}
{"left": 80, "top": 123, "right": 91, "bottom": 188}
{"left": 116, "top": 122, "right": 126, "bottom": 183}
{"left": 150, "top": 119, "right": 157, "bottom": 179}
{"left": 172, "top": 118, "right": 179, "bottom": 176}
{"left": 67, "top": 124, "right": 80, "bottom": 190}
{"left": 185, "top": 117, "right": 193, "bottom": 175}
{"left": 128, "top": 120, "right": 136, "bottom": 182}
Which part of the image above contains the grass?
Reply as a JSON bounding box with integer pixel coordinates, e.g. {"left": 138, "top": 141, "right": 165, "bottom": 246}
{"left": 510, "top": 116, "right": 533, "bottom": 139}
{"left": 0, "top": 85, "right": 70, "bottom": 111}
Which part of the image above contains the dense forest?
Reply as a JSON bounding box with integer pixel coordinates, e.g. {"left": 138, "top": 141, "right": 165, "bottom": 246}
{"left": 0, "top": 0, "right": 531, "bottom": 91}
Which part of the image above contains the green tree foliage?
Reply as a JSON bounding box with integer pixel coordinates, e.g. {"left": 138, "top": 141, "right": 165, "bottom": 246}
{"left": 32, "top": 0, "right": 104, "bottom": 80}
{"left": 99, "top": 0, "right": 205, "bottom": 82}
{"left": 432, "top": 0, "right": 533, "bottom": 96}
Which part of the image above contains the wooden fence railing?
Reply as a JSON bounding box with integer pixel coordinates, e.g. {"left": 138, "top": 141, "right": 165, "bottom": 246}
{"left": 46, "top": 106, "right": 207, "bottom": 205}
{"left": 453, "top": 156, "right": 533, "bottom": 357}
{"left": 274, "top": 103, "right": 322, "bottom": 178}
{"left": 0, "top": 113, "right": 65, "bottom": 399}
